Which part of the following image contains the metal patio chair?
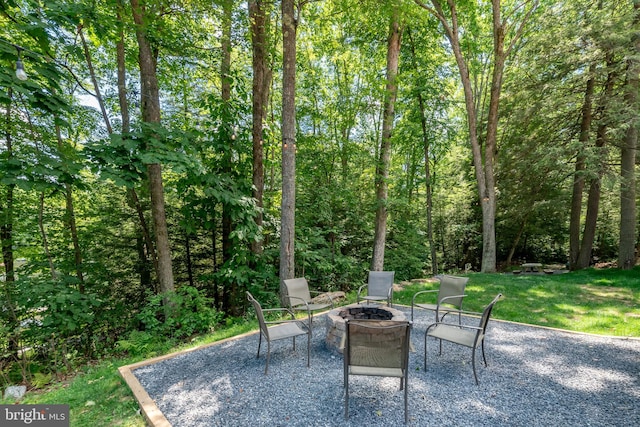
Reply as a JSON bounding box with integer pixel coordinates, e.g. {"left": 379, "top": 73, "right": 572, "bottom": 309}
{"left": 411, "top": 274, "right": 469, "bottom": 323}
{"left": 344, "top": 319, "right": 411, "bottom": 423}
{"left": 357, "top": 271, "right": 395, "bottom": 306}
{"left": 283, "top": 277, "right": 334, "bottom": 326}
{"left": 246, "top": 291, "right": 311, "bottom": 375}
{"left": 424, "top": 293, "right": 503, "bottom": 385}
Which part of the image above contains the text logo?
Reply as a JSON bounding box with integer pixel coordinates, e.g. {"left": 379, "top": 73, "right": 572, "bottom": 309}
{"left": 1, "top": 405, "right": 69, "bottom": 426}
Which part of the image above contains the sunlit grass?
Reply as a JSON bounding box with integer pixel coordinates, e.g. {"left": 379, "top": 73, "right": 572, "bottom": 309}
{"left": 393, "top": 267, "right": 640, "bottom": 337}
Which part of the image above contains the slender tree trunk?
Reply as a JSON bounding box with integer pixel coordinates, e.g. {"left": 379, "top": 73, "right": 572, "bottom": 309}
{"left": 569, "top": 64, "right": 596, "bottom": 269}
{"left": 112, "top": 2, "right": 156, "bottom": 286}
{"left": 55, "top": 122, "right": 85, "bottom": 291}
{"left": 406, "top": 28, "right": 437, "bottom": 274}
{"left": 619, "top": 0, "right": 639, "bottom": 270}
{"left": 131, "top": 0, "right": 175, "bottom": 296}
{"left": 38, "top": 193, "right": 56, "bottom": 280}
{"left": 372, "top": 7, "right": 402, "bottom": 271}
{"left": 79, "top": 24, "right": 112, "bottom": 135}
{"left": 221, "top": 0, "right": 233, "bottom": 264}
{"left": 577, "top": 56, "right": 616, "bottom": 269}
{"left": 249, "top": 0, "right": 272, "bottom": 256}
{"left": 279, "top": 0, "right": 298, "bottom": 301}
{"left": 2, "top": 87, "right": 15, "bottom": 284}
{"left": 506, "top": 214, "right": 529, "bottom": 266}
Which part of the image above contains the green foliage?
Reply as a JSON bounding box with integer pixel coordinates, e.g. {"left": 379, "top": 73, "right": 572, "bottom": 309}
{"left": 137, "top": 286, "right": 222, "bottom": 341}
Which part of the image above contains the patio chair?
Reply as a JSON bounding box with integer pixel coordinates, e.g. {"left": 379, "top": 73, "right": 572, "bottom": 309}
{"left": 357, "top": 271, "right": 395, "bottom": 306}
{"left": 424, "top": 293, "right": 502, "bottom": 385}
{"left": 411, "top": 274, "right": 469, "bottom": 323}
{"left": 283, "top": 277, "right": 334, "bottom": 325}
{"left": 344, "top": 319, "right": 411, "bottom": 423}
{"left": 246, "top": 291, "right": 311, "bottom": 375}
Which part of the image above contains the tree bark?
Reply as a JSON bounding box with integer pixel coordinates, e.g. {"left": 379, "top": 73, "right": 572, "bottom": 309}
{"left": 619, "top": 0, "right": 639, "bottom": 270}
{"left": 131, "top": 0, "right": 175, "bottom": 295}
{"left": 279, "top": 0, "right": 298, "bottom": 301}
{"left": 249, "top": 0, "right": 272, "bottom": 256}
{"left": 117, "top": 0, "right": 155, "bottom": 287}
{"left": 372, "top": 6, "right": 402, "bottom": 271}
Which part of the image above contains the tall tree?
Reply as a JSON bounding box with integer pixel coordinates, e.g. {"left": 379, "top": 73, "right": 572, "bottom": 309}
{"left": 279, "top": 0, "right": 298, "bottom": 298}
{"left": 619, "top": 0, "right": 639, "bottom": 269}
{"left": 415, "top": 0, "right": 538, "bottom": 272}
{"left": 371, "top": 3, "right": 402, "bottom": 271}
{"left": 569, "top": 64, "right": 595, "bottom": 269}
{"left": 249, "top": 0, "right": 272, "bottom": 256}
{"left": 130, "top": 0, "right": 175, "bottom": 296}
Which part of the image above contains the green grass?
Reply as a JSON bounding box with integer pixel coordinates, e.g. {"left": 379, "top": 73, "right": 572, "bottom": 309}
{"left": 394, "top": 267, "right": 640, "bottom": 336}
{"left": 3, "top": 267, "right": 639, "bottom": 426}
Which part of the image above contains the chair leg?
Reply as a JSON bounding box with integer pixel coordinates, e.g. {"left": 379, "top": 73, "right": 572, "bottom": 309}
{"left": 265, "top": 341, "right": 271, "bottom": 375}
{"left": 471, "top": 348, "right": 479, "bottom": 385}
{"left": 344, "top": 377, "right": 349, "bottom": 419}
{"left": 403, "top": 373, "right": 408, "bottom": 424}
{"left": 256, "top": 333, "right": 262, "bottom": 359}
{"left": 481, "top": 340, "right": 488, "bottom": 366}
{"left": 306, "top": 332, "right": 310, "bottom": 368}
{"left": 423, "top": 333, "right": 428, "bottom": 371}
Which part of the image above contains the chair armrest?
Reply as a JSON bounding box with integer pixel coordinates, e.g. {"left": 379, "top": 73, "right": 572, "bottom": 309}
{"left": 437, "top": 294, "right": 466, "bottom": 306}
{"left": 357, "top": 284, "right": 367, "bottom": 303}
{"left": 411, "top": 289, "right": 438, "bottom": 305}
{"left": 263, "top": 304, "right": 311, "bottom": 325}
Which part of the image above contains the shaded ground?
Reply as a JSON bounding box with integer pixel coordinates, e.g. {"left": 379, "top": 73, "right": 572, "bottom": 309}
{"left": 128, "top": 306, "right": 640, "bottom": 426}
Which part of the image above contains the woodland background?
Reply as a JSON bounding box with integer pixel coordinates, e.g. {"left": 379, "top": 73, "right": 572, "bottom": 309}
{"left": 0, "top": 0, "right": 638, "bottom": 384}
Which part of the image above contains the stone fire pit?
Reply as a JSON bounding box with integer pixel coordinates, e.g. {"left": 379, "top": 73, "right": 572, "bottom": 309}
{"left": 324, "top": 304, "right": 407, "bottom": 354}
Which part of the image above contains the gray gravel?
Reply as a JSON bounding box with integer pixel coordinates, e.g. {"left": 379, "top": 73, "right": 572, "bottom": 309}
{"left": 133, "top": 306, "right": 640, "bottom": 426}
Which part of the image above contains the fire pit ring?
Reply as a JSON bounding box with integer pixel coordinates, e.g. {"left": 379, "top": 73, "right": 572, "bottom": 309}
{"left": 325, "top": 304, "right": 407, "bottom": 354}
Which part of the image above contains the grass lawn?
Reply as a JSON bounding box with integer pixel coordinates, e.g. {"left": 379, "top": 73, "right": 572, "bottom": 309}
{"left": 2, "top": 267, "right": 639, "bottom": 426}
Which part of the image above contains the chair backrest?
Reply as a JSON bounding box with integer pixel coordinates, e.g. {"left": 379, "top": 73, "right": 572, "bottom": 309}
{"left": 475, "top": 293, "right": 503, "bottom": 346}
{"left": 247, "top": 292, "right": 270, "bottom": 339}
{"left": 283, "top": 278, "right": 312, "bottom": 308}
{"left": 345, "top": 319, "right": 410, "bottom": 370}
{"left": 437, "top": 275, "right": 469, "bottom": 308}
{"left": 367, "top": 271, "right": 395, "bottom": 297}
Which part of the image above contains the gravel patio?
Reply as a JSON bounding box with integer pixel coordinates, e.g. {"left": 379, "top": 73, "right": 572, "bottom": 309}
{"left": 120, "top": 305, "right": 640, "bottom": 426}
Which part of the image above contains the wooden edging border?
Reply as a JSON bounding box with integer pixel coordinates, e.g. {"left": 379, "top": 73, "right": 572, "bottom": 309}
{"left": 118, "top": 329, "right": 258, "bottom": 427}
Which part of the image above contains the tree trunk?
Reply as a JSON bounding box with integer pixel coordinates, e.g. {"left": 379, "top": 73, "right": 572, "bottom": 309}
{"left": 619, "top": 0, "right": 639, "bottom": 270}
{"left": 38, "top": 193, "right": 56, "bottom": 279}
{"left": 419, "top": 0, "right": 537, "bottom": 272}
{"left": 372, "top": 7, "right": 402, "bottom": 271}
{"left": 220, "top": 0, "right": 236, "bottom": 313}
{"left": 131, "top": 0, "right": 175, "bottom": 295}
{"left": 279, "top": 0, "right": 298, "bottom": 301}
{"left": 249, "top": 0, "right": 272, "bottom": 256}
{"left": 2, "top": 87, "right": 15, "bottom": 284}
{"left": 55, "top": 122, "right": 85, "bottom": 291}
{"left": 406, "top": 28, "right": 437, "bottom": 275}
{"left": 117, "top": 0, "right": 155, "bottom": 287}
{"left": 569, "top": 64, "right": 596, "bottom": 269}
{"left": 576, "top": 55, "right": 616, "bottom": 269}
{"left": 221, "top": 0, "right": 233, "bottom": 264}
